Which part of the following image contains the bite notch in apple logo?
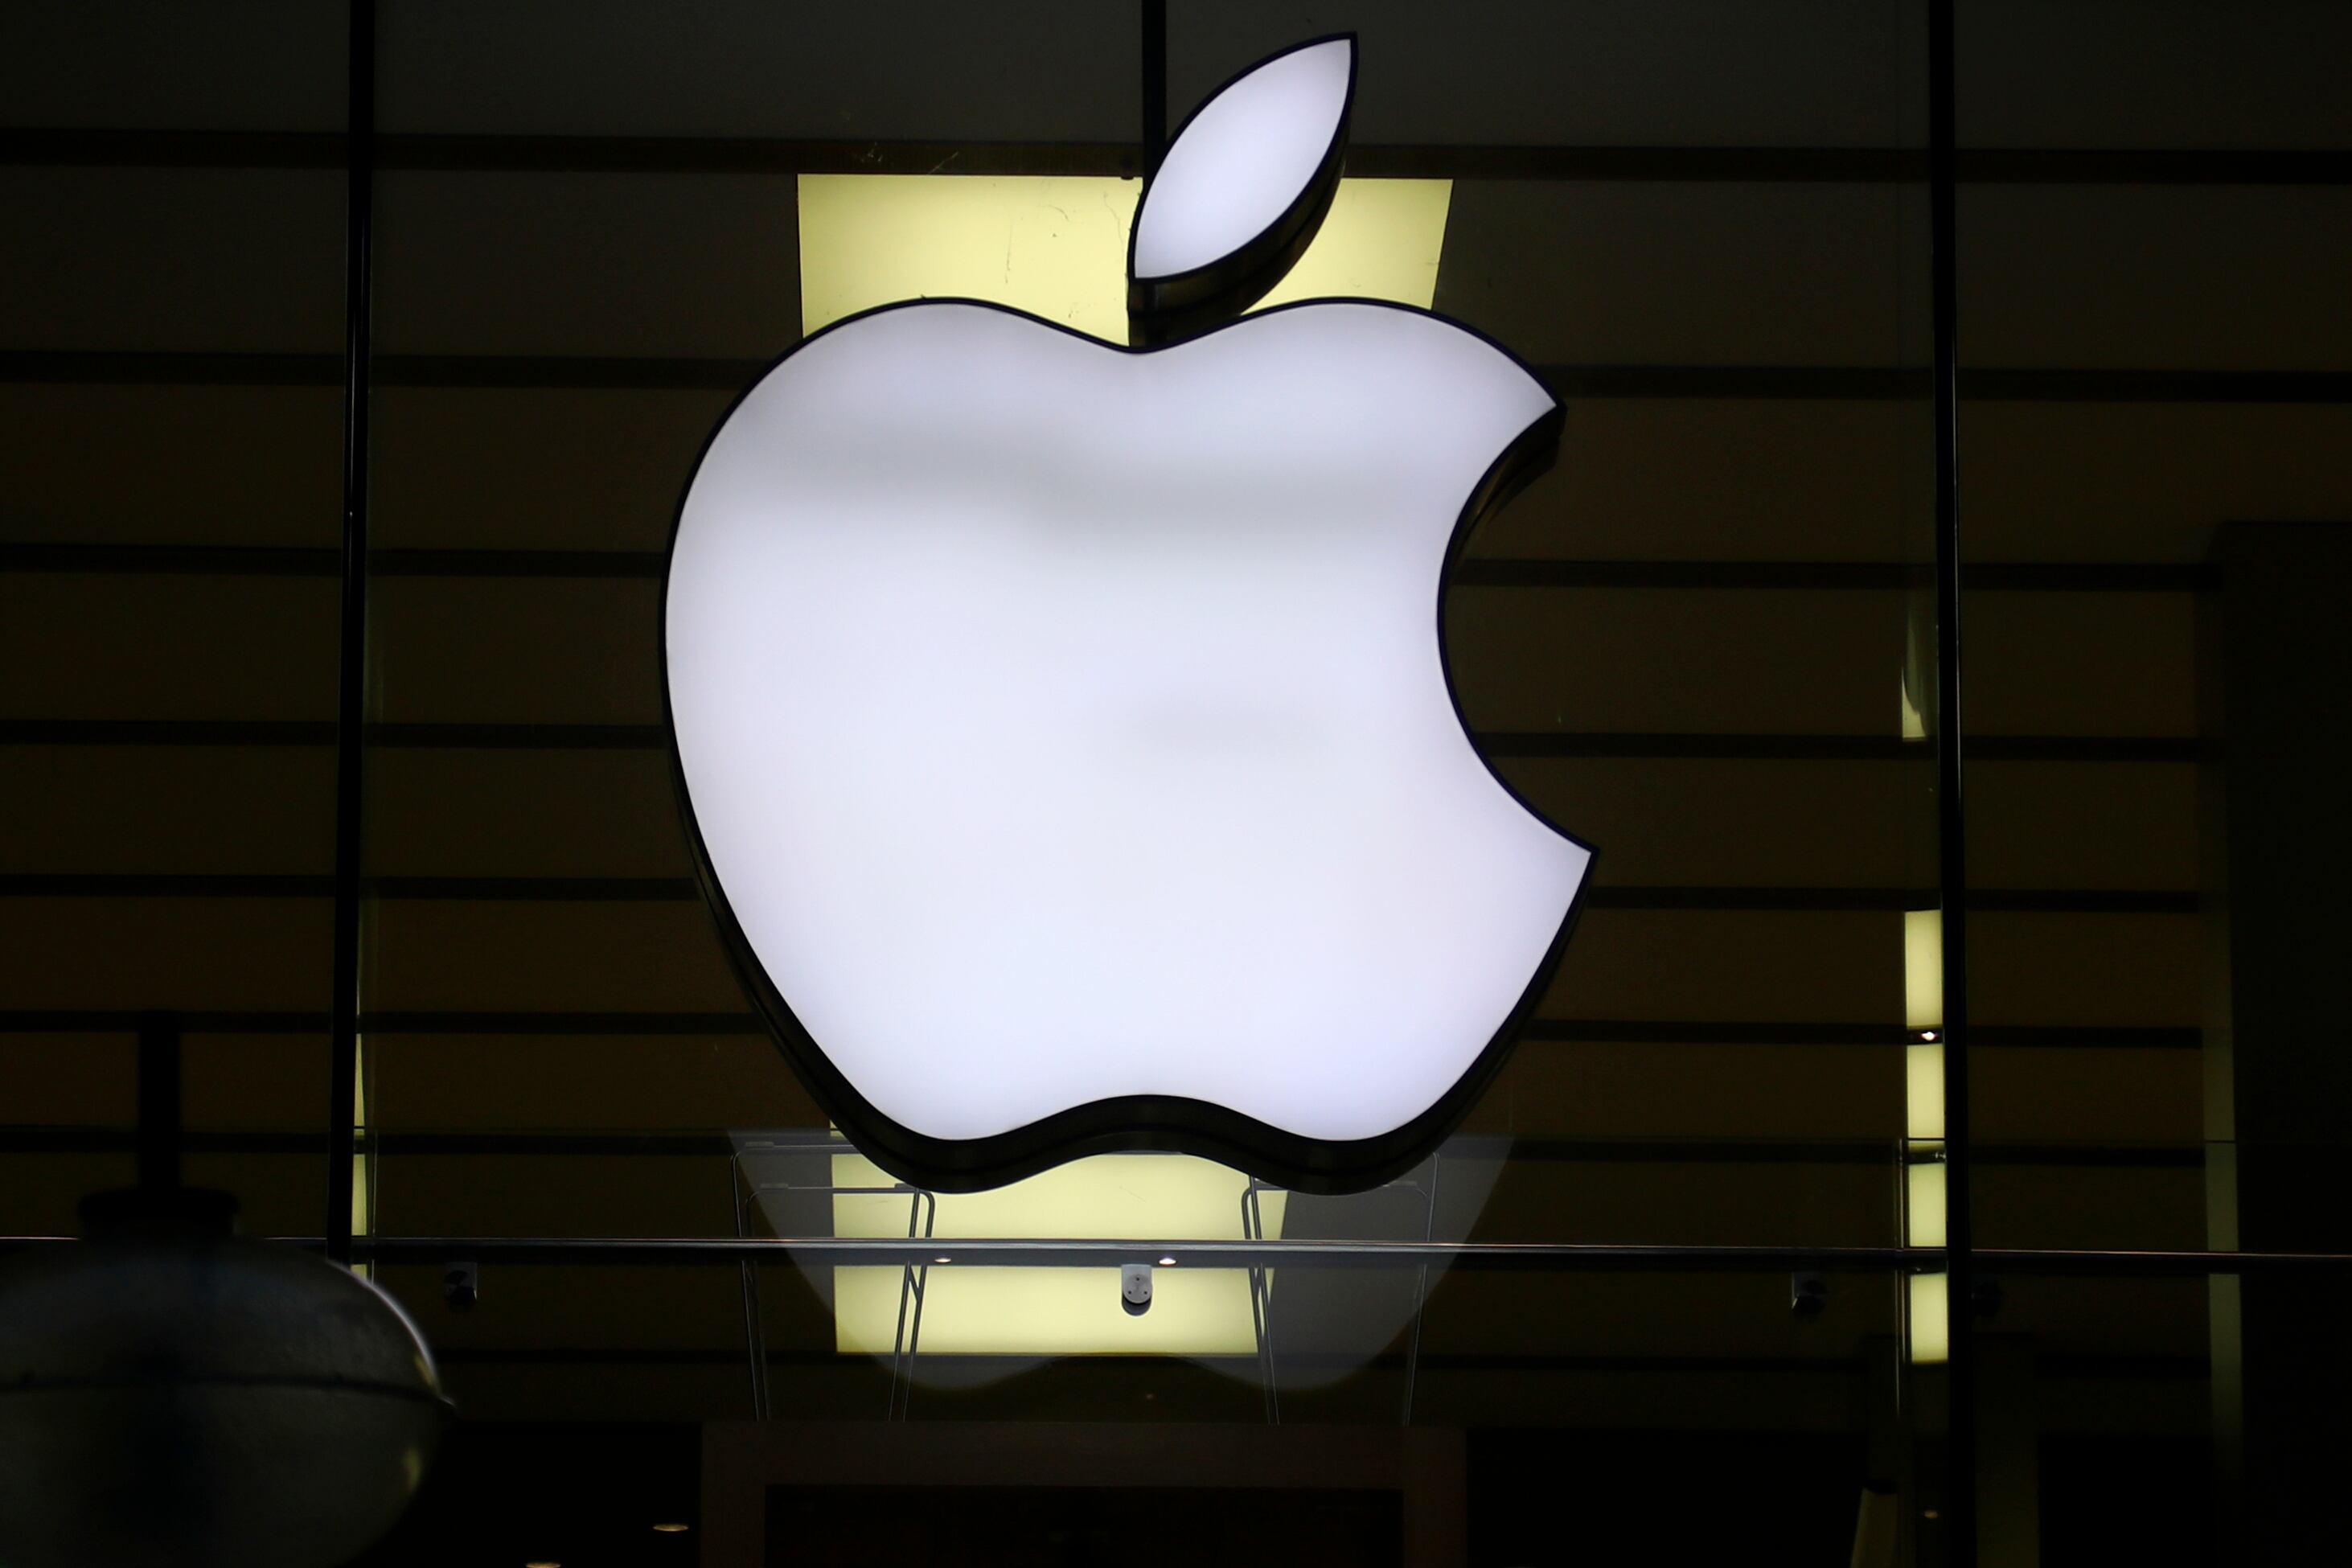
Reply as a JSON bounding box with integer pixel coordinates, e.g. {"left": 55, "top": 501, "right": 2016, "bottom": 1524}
{"left": 663, "top": 35, "right": 1595, "bottom": 1194}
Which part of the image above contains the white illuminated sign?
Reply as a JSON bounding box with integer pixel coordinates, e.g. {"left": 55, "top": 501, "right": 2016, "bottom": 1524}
{"left": 666, "top": 35, "right": 1592, "bottom": 1192}
{"left": 1130, "top": 37, "right": 1353, "bottom": 282}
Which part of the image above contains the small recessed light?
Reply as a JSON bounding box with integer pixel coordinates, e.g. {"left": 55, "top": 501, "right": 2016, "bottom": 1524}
{"left": 933, "top": 1255, "right": 952, "bottom": 1265}
{"left": 652, "top": 1523, "right": 691, "bottom": 1533}
{"left": 1158, "top": 1255, "right": 1176, "bottom": 1266}
{"left": 527, "top": 1561, "right": 561, "bottom": 1566}
{"left": 1923, "top": 1509, "right": 1941, "bottom": 1521}
{"left": 1920, "top": 1030, "right": 1939, "bottom": 1042}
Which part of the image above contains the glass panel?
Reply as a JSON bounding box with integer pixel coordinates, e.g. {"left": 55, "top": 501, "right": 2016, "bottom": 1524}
{"left": 366, "top": 1258, "right": 1923, "bottom": 1560}
{"left": 0, "top": 0, "right": 347, "bottom": 1239}
{"left": 1971, "top": 1270, "right": 2222, "bottom": 1561}
{"left": 12, "top": 2, "right": 2349, "bottom": 1561}
{"left": 1958, "top": 1, "right": 2352, "bottom": 1557}
{"left": 1958, "top": 0, "right": 2352, "bottom": 1242}
{"left": 355, "top": 0, "right": 1940, "bottom": 1369}
{"left": 350, "top": 17, "right": 1948, "bottom": 1361}
{"left": 0, "top": 2, "right": 2028, "bottom": 1562}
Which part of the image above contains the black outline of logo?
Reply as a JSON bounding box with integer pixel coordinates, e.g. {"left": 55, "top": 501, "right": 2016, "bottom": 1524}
{"left": 660, "top": 37, "right": 1596, "bottom": 1196}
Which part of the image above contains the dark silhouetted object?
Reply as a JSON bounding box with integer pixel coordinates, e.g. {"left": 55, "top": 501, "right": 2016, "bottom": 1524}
{"left": 0, "top": 1014, "right": 448, "bottom": 1566}
{"left": 443, "top": 1258, "right": 481, "bottom": 1311}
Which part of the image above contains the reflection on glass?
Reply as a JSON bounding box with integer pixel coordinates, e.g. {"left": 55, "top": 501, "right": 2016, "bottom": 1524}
{"left": 830, "top": 1151, "right": 1285, "bottom": 1357}
{"left": 730, "top": 1132, "right": 1505, "bottom": 1394}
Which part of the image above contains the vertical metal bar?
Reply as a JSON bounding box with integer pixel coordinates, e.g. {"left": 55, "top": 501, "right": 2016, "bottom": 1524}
{"left": 326, "top": 0, "right": 376, "bottom": 1269}
{"left": 902, "top": 1196, "right": 937, "bottom": 1369}
{"left": 1243, "top": 1183, "right": 1280, "bottom": 1424}
{"left": 1926, "top": 0, "right": 1976, "bottom": 1558}
{"left": 1400, "top": 1155, "right": 1442, "bottom": 1426}
{"left": 887, "top": 1187, "right": 930, "bottom": 1420}
{"left": 135, "top": 1012, "right": 182, "bottom": 1194}
{"left": 730, "top": 1159, "right": 771, "bottom": 1419}
{"left": 1141, "top": 0, "right": 1168, "bottom": 178}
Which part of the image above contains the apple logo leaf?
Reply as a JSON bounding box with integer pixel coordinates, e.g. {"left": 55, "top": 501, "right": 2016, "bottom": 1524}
{"left": 1128, "top": 35, "right": 1356, "bottom": 347}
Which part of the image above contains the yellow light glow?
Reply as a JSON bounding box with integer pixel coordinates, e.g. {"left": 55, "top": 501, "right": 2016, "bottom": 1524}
{"left": 1906, "top": 1043, "right": 1944, "bottom": 1139}
{"left": 1251, "top": 178, "right": 1451, "bottom": 313}
{"left": 1905, "top": 1156, "right": 1947, "bottom": 1248}
{"left": 831, "top": 1152, "right": 1285, "bottom": 1356}
{"left": 1908, "top": 1273, "right": 1950, "bottom": 1365}
{"left": 799, "top": 175, "right": 1135, "bottom": 340}
{"left": 798, "top": 175, "right": 1451, "bottom": 341}
{"left": 1904, "top": 909, "right": 1943, "bottom": 1032}
{"left": 835, "top": 1263, "right": 1269, "bottom": 1357}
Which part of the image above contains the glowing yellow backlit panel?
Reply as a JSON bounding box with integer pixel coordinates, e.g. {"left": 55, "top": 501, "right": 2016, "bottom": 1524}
{"left": 831, "top": 1153, "right": 1287, "bottom": 1356}
{"left": 1907, "top": 1044, "right": 1945, "bottom": 1139}
{"left": 798, "top": 176, "right": 1451, "bottom": 340}
{"left": 1905, "top": 1158, "right": 1948, "bottom": 1248}
{"left": 1908, "top": 1273, "right": 1950, "bottom": 1365}
{"left": 1904, "top": 909, "right": 1944, "bottom": 1033}
{"left": 1254, "top": 178, "right": 1451, "bottom": 314}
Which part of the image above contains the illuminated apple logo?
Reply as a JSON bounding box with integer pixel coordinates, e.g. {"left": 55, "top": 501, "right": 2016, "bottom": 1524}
{"left": 664, "top": 36, "right": 1592, "bottom": 1193}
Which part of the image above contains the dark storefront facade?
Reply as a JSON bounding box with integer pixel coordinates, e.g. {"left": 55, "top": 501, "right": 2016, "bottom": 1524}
{"left": 4, "top": 3, "right": 2350, "bottom": 1563}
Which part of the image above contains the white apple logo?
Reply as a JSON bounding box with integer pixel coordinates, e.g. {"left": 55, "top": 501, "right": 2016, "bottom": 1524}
{"left": 664, "top": 36, "right": 1593, "bottom": 1192}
